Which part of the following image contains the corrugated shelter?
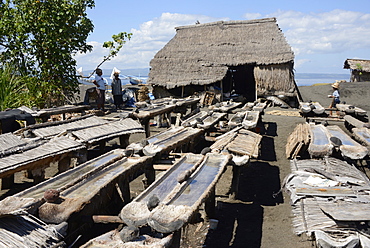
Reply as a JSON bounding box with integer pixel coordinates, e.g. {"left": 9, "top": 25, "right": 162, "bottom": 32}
{"left": 148, "top": 18, "right": 297, "bottom": 102}
{"left": 344, "top": 58, "right": 370, "bottom": 82}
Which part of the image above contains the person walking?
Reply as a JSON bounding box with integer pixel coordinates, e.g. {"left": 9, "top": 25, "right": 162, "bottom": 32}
{"left": 328, "top": 81, "right": 340, "bottom": 116}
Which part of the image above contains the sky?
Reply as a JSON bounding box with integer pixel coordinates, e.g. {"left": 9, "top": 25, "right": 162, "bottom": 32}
{"left": 74, "top": 0, "right": 370, "bottom": 75}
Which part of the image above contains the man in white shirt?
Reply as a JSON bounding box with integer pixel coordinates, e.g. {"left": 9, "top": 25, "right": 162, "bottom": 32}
{"left": 92, "top": 68, "right": 107, "bottom": 110}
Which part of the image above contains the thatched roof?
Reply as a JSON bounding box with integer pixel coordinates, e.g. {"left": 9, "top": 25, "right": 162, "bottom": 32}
{"left": 148, "top": 18, "right": 294, "bottom": 89}
{"left": 344, "top": 59, "right": 370, "bottom": 72}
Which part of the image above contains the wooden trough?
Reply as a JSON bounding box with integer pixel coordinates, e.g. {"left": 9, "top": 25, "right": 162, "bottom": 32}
{"left": 228, "top": 111, "right": 245, "bottom": 129}
{"left": 0, "top": 132, "right": 46, "bottom": 157}
{"left": 119, "top": 153, "right": 204, "bottom": 227}
{"left": 37, "top": 155, "right": 152, "bottom": 224}
{"left": 142, "top": 126, "right": 204, "bottom": 157}
{"left": 147, "top": 153, "right": 231, "bottom": 233}
{"left": 336, "top": 103, "right": 367, "bottom": 116}
{"left": 352, "top": 127, "right": 370, "bottom": 151}
{"left": 242, "top": 110, "right": 260, "bottom": 130}
{"left": 196, "top": 112, "right": 226, "bottom": 129}
{"left": 0, "top": 136, "right": 85, "bottom": 189}
{"left": 0, "top": 149, "right": 127, "bottom": 215}
{"left": 299, "top": 101, "right": 325, "bottom": 115}
{"left": 326, "top": 125, "right": 368, "bottom": 160}
{"left": 307, "top": 124, "right": 333, "bottom": 158}
{"left": 181, "top": 111, "right": 209, "bottom": 127}
{"left": 213, "top": 101, "right": 242, "bottom": 113}
{"left": 252, "top": 101, "right": 267, "bottom": 113}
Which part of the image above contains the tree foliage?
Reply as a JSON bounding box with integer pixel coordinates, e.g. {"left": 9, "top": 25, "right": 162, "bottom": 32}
{"left": 0, "top": 0, "right": 95, "bottom": 107}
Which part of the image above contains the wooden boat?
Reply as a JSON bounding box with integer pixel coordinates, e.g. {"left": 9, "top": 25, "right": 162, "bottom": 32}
{"left": 0, "top": 149, "right": 127, "bottom": 215}
{"left": 197, "top": 112, "right": 226, "bottom": 129}
{"left": 336, "top": 103, "right": 367, "bottom": 116}
{"left": 147, "top": 153, "right": 231, "bottom": 233}
{"left": 38, "top": 156, "right": 152, "bottom": 224}
{"left": 128, "top": 76, "right": 146, "bottom": 85}
{"left": 326, "top": 125, "right": 368, "bottom": 160}
{"left": 307, "top": 124, "right": 333, "bottom": 158}
{"left": 119, "top": 153, "right": 204, "bottom": 227}
{"left": 242, "top": 111, "right": 260, "bottom": 130}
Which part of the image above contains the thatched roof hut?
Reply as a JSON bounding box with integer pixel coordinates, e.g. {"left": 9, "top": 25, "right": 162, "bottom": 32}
{"left": 344, "top": 59, "right": 370, "bottom": 82}
{"left": 148, "top": 18, "right": 297, "bottom": 102}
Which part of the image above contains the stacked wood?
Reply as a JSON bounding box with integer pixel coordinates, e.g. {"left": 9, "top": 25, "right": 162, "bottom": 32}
{"left": 285, "top": 123, "right": 310, "bottom": 159}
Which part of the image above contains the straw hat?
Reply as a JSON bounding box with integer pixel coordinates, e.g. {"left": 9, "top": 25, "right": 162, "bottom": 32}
{"left": 332, "top": 81, "right": 340, "bottom": 89}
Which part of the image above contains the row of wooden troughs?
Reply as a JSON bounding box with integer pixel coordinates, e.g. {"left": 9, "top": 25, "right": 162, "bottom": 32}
{"left": 299, "top": 101, "right": 368, "bottom": 118}
{"left": 0, "top": 98, "right": 266, "bottom": 247}
{"left": 286, "top": 103, "right": 370, "bottom": 247}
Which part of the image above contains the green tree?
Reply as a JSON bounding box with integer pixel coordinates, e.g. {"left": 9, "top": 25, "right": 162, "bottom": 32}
{"left": 0, "top": 0, "right": 95, "bottom": 107}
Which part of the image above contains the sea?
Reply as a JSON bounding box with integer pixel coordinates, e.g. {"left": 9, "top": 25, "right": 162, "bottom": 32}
{"left": 78, "top": 68, "right": 350, "bottom": 87}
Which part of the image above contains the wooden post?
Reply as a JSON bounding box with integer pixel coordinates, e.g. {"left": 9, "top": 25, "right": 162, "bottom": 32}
{"left": 204, "top": 187, "right": 216, "bottom": 218}
{"left": 229, "top": 165, "right": 241, "bottom": 200}
{"left": 58, "top": 155, "right": 71, "bottom": 173}
{"left": 99, "top": 140, "right": 106, "bottom": 154}
{"left": 141, "top": 118, "right": 150, "bottom": 137}
{"left": 1, "top": 174, "right": 14, "bottom": 190}
{"left": 220, "top": 81, "right": 223, "bottom": 102}
{"left": 116, "top": 178, "right": 131, "bottom": 204}
{"left": 119, "top": 134, "right": 130, "bottom": 148}
{"left": 181, "top": 86, "right": 184, "bottom": 98}
{"left": 142, "top": 163, "right": 155, "bottom": 189}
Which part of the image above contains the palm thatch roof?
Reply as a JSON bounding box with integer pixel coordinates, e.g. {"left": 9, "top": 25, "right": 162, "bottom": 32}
{"left": 148, "top": 18, "right": 294, "bottom": 89}
{"left": 344, "top": 59, "right": 370, "bottom": 72}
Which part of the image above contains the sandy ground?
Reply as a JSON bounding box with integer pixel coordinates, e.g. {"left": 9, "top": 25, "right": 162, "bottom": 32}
{"left": 1, "top": 81, "right": 369, "bottom": 247}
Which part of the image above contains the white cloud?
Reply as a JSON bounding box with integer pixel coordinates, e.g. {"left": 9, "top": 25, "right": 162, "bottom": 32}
{"left": 75, "top": 13, "right": 224, "bottom": 70}
{"left": 273, "top": 9, "right": 370, "bottom": 55}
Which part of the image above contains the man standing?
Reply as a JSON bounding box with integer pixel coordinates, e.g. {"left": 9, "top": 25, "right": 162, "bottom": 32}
{"left": 92, "top": 68, "right": 107, "bottom": 111}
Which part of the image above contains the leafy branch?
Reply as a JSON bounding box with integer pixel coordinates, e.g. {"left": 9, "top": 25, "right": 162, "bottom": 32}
{"left": 87, "top": 32, "right": 132, "bottom": 77}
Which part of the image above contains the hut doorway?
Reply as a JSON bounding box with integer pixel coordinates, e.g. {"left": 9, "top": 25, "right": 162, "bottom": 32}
{"left": 225, "top": 65, "right": 256, "bottom": 102}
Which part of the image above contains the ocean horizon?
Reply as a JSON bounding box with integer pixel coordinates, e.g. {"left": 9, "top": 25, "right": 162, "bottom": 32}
{"left": 79, "top": 68, "right": 350, "bottom": 87}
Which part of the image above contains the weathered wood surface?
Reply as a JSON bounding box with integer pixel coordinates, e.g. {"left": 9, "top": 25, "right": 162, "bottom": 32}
{"left": 143, "top": 127, "right": 203, "bottom": 156}
{"left": 181, "top": 111, "right": 209, "bottom": 127}
{"left": 0, "top": 133, "right": 47, "bottom": 157}
{"left": 0, "top": 149, "right": 127, "bottom": 215}
{"left": 242, "top": 110, "right": 260, "bottom": 130}
{"left": 197, "top": 112, "right": 226, "bottom": 129}
{"left": 326, "top": 125, "right": 368, "bottom": 159}
{"left": 352, "top": 127, "right": 370, "bottom": 150}
{"left": 35, "top": 105, "right": 90, "bottom": 121}
{"left": 252, "top": 102, "right": 267, "bottom": 113}
{"left": 0, "top": 136, "right": 84, "bottom": 179}
{"left": 151, "top": 97, "right": 199, "bottom": 108}
{"left": 213, "top": 101, "right": 242, "bottom": 113}
{"left": 147, "top": 153, "right": 231, "bottom": 233}
{"left": 210, "top": 126, "right": 242, "bottom": 153}
{"left": 80, "top": 229, "right": 173, "bottom": 248}
{"left": 311, "top": 102, "right": 325, "bottom": 115}
{"left": 228, "top": 111, "right": 245, "bottom": 129}
{"left": 119, "top": 153, "right": 204, "bottom": 227}
{"left": 133, "top": 104, "right": 176, "bottom": 119}
{"left": 344, "top": 115, "right": 369, "bottom": 129}
{"left": 0, "top": 213, "right": 64, "bottom": 247}
{"left": 26, "top": 115, "right": 108, "bottom": 139}
{"left": 299, "top": 102, "right": 312, "bottom": 114}
{"left": 336, "top": 103, "right": 367, "bottom": 116}
{"left": 226, "top": 129, "right": 261, "bottom": 158}
{"left": 307, "top": 124, "right": 333, "bottom": 158}
{"left": 266, "top": 95, "right": 288, "bottom": 107}
{"left": 286, "top": 157, "right": 370, "bottom": 246}
{"left": 285, "top": 123, "right": 310, "bottom": 159}
{"left": 38, "top": 156, "right": 152, "bottom": 224}
{"left": 70, "top": 118, "right": 144, "bottom": 144}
